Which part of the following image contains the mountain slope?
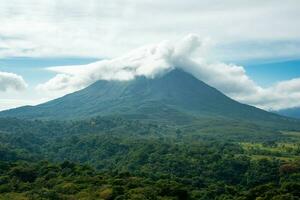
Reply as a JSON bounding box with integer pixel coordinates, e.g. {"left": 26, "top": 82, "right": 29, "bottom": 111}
{"left": 277, "top": 107, "right": 300, "bottom": 119}
{"left": 0, "top": 69, "right": 297, "bottom": 127}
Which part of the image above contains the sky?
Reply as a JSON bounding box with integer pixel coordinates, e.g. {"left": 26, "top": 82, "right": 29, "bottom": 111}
{"left": 0, "top": 0, "right": 300, "bottom": 111}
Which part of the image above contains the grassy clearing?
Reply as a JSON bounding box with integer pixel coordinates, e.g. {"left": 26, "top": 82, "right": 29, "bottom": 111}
{"left": 281, "top": 131, "right": 300, "bottom": 137}
{"left": 240, "top": 142, "right": 300, "bottom": 161}
{"left": 0, "top": 193, "right": 28, "bottom": 200}
{"left": 250, "top": 154, "right": 300, "bottom": 161}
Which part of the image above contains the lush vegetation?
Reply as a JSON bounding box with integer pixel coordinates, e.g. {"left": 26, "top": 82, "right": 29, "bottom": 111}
{"left": 0, "top": 117, "right": 300, "bottom": 199}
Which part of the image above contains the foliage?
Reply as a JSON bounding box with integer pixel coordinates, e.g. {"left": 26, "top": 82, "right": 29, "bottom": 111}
{"left": 0, "top": 116, "right": 300, "bottom": 199}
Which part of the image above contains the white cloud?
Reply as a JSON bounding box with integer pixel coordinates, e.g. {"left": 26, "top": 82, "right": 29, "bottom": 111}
{"left": 0, "top": 71, "right": 27, "bottom": 91}
{"left": 0, "top": 71, "right": 32, "bottom": 111}
{"left": 36, "top": 34, "right": 300, "bottom": 110}
{"left": 238, "top": 78, "right": 300, "bottom": 110}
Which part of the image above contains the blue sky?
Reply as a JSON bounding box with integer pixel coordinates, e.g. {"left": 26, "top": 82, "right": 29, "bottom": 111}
{"left": 0, "top": 0, "right": 300, "bottom": 111}
{"left": 244, "top": 59, "right": 300, "bottom": 87}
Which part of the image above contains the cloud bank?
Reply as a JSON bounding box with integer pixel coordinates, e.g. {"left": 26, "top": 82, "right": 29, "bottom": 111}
{"left": 36, "top": 35, "right": 300, "bottom": 111}
{"left": 0, "top": 71, "right": 27, "bottom": 92}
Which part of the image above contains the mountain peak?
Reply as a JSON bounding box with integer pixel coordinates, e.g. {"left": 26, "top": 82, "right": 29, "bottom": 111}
{"left": 160, "top": 68, "right": 190, "bottom": 78}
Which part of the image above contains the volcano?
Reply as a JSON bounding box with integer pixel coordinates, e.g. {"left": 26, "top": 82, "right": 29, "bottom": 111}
{"left": 0, "top": 69, "right": 297, "bottom": 128}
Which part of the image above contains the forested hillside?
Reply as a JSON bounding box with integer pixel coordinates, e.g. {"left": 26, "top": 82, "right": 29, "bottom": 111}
{"left": 0, "top": 117, "right": 300, "bottom": 199}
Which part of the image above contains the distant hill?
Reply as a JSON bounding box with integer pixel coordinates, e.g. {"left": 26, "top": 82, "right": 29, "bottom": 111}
{"left": 0, "top": 69, "right": 298, "bottom": 129}
{"left": 277, "top": 107, "right": 300, "bottom": 119}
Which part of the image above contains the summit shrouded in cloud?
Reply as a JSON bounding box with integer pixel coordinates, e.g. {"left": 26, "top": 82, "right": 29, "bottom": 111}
{"left": 34, "top": 35, "right": 300, "bottom": 111}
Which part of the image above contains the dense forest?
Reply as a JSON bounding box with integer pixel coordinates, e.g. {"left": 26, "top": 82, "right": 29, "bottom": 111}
{"left": 0, "top": 117, "right": 300, "bottom": 199}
